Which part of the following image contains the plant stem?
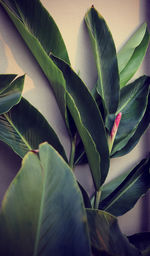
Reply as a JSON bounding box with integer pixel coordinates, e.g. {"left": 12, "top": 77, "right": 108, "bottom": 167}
{"left": 69, "top": 135, "right": 76, "bottom": 169}
{"left": 94, "top": 190, "right": 101, "bottom": 209}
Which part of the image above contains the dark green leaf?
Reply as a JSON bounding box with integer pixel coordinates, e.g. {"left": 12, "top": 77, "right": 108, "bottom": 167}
{"left": 99, "top": 156, "right": 150, "bottom": 216}
{"left": 111, "top": 76, "right": 150, "bottom": 155}
{"left": 128, "top": 232, "right": 150, "bottom": 256}
{"left": 100, "top": 170, "right": 131, "bottom": 201}
{"left": 78, "top": 182, "right": 92, "bottom": 208}
{"left": 87, "top": 209, "right": 140, "bottom": 256}
{"left": 118, "top": 23, "right": 150, "bottom": 88}
{"left": 112, "top": 93, "right": 150, "bottom": 157}
{"left": 51, "top": 54, "right": 110, "bottom": 190}
{"left": 0, "top": 0, "right": 70, "bottom": 130}
{"left": 0, "top": 74, "right": 16, "bottom": 92}
{"left": 0, "top": 97, "right": 67, "bottom": 161}
{"left": 85, "top": 6, "right": 119, "bottom": 114}
{"left": 0, "top": 74, "right": 24, "bottom": 114}
{"left": 0, "top": 142, "right": 91, "bottom": 256}
{"left": 1, "top": 0, "right": 70, "bottom": 63}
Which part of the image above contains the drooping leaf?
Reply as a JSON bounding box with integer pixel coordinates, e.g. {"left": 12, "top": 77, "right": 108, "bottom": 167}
{"left": 51, "top": 54, "right": 110, "bottom": 190}
{"left": 0, "top": 97, "right": 67, "bottom": 161}
{"left": 112, "top": 93, "right": 150, "bottom": 157}
{"left": 0, "top": 142, "right": 91, "bottom": 256}
{"left": 118, "top": 23, "right": 150, "bottom": 88}
{"left": 99, "top": 156, "right": 150, "bottom": 216}
{"left": 0, "top": 74, "right": 24, "bottom": 114}
{"left": 85, "top": 6, "right": 120, "bottom": 114}
{"left": 0, "top": 0, "right": 70, "bottom": 131}
{"left": 128, "top": 232, "right": 150, "bottom": 256}
{"left": 87, "top": 209, "right": 140, "bottom": 256}
{"left": 111, "top": 76, "right": 150, "bottom": 155}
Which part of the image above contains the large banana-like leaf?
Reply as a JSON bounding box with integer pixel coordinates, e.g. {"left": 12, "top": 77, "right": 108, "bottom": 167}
{"left": 87, "top": 209, "right": 140, "bottom": 256}
{"left": 112, "top": 93, "right": 150, "bottom": 157}
{"left": 118, "top": 23, "right": 150, "bottom": 88}
{"left": 85, "top": 6, "right": 120, "bottom": 114}
{"left": 0, "top": 143, "right": 91, "bottom": 256}
{"left": 0, "top": 0, "right": 70, "bottom": 130}
{"left": 1, "top": 0, "right": 70, "bottom": 63}
{"left": 99, "top": 156, "right": 150, "bottom": 216}
{"left": 110, "top": 76, "right": 150, "bottom": 155}
{"left": 51, "top": 54, "right": 110, "bottom": 190}
{"left": 0, "top": 74, "right": 24, "bottom": 114}
{"left": 0, "top": 97, "right": 67, "bottom": 161}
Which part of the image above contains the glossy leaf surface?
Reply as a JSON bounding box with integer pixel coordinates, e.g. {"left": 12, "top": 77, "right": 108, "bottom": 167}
{"left": 87, "top": 209, "right": 140, "bottom": 256}
{"left": 118, "top": 23, "right": 150, "bottom": 88}
{"left": 111, "top": 76, "right": 150, "bottom": 155}
{"left": 99, "top": 156, "right": 150, "bottom": 216}
{"left": 0, "top": 74, "right": 24, "bottom": 114}
{"left": 0, "top": 0, "right": 69, "bottom": 129}
{"left": 51, "top": 54, "right": 110, "bottom": 189}
{"left": 0, "top": 143, "right": 91, "bottom": 256}
{"left": 85, "top": 6, "right": 119, "bottom": 114}
{"left": 0, "top": 98, "right": 67, "bottom": 161}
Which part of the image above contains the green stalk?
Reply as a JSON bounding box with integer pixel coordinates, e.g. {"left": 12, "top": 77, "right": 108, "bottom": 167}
{"left": 94, "top": 190, "right": 101, "bottom": 209}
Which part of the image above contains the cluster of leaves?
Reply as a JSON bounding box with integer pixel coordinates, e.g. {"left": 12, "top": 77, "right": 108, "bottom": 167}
{"left": 0, "top": 0, "right": 150, "bottom": 255}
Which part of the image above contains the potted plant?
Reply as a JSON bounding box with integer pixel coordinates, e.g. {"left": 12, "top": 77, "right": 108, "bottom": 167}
{"left": 0, "top": 0, "right": 149, "bottom": 255}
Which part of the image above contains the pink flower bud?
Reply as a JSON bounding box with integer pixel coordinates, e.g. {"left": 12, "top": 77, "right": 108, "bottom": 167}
{"left": 108, "top": 112, "right": 122, "bottom": 153}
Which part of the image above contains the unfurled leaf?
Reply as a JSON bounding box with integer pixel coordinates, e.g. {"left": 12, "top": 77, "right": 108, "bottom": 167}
{"left": 87, "top": 209, "right": 140, "bottom": 256}
{"left": 111, "top": 76, "right": 150, "bottom": 156}
{"left": 0, "top": 74, "right": 24, "bottom": 114}
{"left": 128, "top": 232, "right": 150, "bottom": 256}
{"left": 0, "top": 97, "right": 67, "bottom": 161}
{"left": 85, "top": 6, "right": 119, "bottom": 114}
{"left": 118, "top": 23, "right": 150, "bottom": 88}
{"left": 99, "top": 156, "right": 150, "bottom": 216}
{"left": 0, "top": 0, "right": 70, "bottom": 130}
{"left": 51, "top": 54, "right": 110, "bottom": 190}
{"left": 0, "top": 143, "right": 91, "bottom": 256}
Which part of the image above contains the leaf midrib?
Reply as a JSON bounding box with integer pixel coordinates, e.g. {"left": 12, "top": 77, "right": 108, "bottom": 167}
{"left": 4, "top": 113, "right": 32, "bottom": 151}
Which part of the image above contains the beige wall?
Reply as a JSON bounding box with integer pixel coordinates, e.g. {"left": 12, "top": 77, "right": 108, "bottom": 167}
{"left": 0, "top": 0, "right": 149, "bottom": 235}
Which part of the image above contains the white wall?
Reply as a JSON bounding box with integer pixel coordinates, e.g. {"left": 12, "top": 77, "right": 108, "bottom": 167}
{"left": 0, "top": 0, "right": 149, "bottom": 235}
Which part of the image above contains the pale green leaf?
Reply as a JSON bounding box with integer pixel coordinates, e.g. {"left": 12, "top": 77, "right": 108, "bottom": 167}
{"left": 0, "top": 142, "right": 91, "bottom": 256}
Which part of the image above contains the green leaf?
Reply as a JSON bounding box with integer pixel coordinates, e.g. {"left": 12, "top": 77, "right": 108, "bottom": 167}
{"left": 100, "top": 170, "right": 131, "bottom": 201}
{"left": 85, "top": 6, "right": 120, "bottom": 114}
{"left": 99, "top": 156, "right": 150, "bottom": 216}
{"left": 78, "top": 182, "right": 92, "bottom": 208}
{"left": 0, "top": 0, "right": 70, "bottom": 130}
{"left": 2, "top": 0, "right": 70, "bottom": 64}
{"left": 0, "top": 97, "right": 67, "bottom": 161}
{"left": 128, "top": 232, "right": 150, "bottom": 256}
{"left": 0, "top": 142, "right": 91, "bottom": 256}
{"left": 111, "top": 76, "right": 150, "bottom": 155}
{"left": 118, "top": 23, "right": 150, "bottom": 88}
{"left": 0, "top": 74, "right": 24, "bottom": 114}
{"left": 51, "top": 54, "right": 110, "bottom": 190}
{"left": 112, "top": 93, "right": 150, "bottom": 157}
{"left": 87, "top": 209, "right": 140, "bottom": 256}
